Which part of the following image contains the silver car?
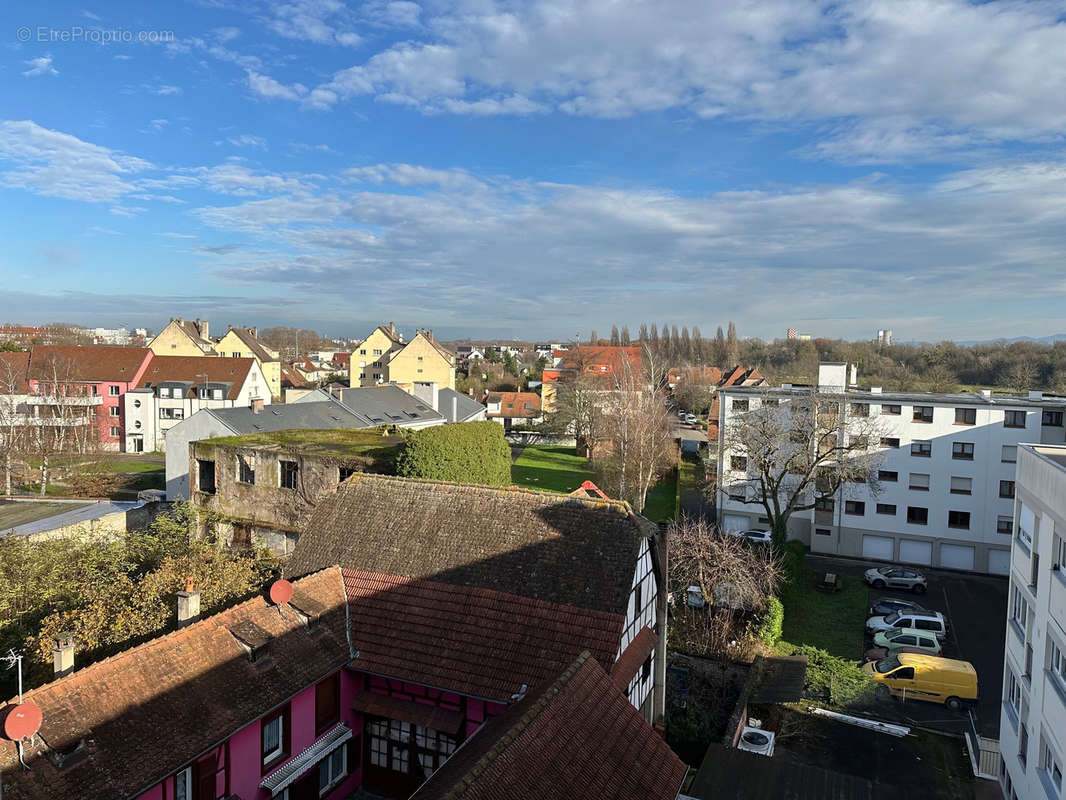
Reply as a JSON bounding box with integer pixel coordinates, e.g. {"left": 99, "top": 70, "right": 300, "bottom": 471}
{"left": 864, "top": 565, "right": 928, "bottom": 594}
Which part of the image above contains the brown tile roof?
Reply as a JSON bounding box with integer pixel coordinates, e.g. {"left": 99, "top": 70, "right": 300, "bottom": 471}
{"left": 409, "top": 652, "right": 686, "bottom": 800}
{"left": 486, "top": 391, "right": 541, "bottom": 418}
{"left": 0, "top": 568, "right": 351, "bottom": 800}
{"left": 343, "top": 570, "right": 624, "bottom": 702}
{"left": 175, "top": 318, "right": 215, "bottom": 349}
{"left": 609, "top": 626, "right": 658, "bottom": 689}
{"left": 281, "top": 363, "right": 310, "bottom": 388}
{"left": 554, "top": 346, "right": 643, "bottom": 377}
{"left": 138, "top": 355, "right": 257, "bottom": 400}
{"left": 286, "top": 474, "right": 655, "bottom": 616}
{"left": 26, "top": 345, "right": 151, "bottom": 384}
{"left": 0, "top": 351, "right": 30, "bottom": 392}
{"left": 377, "top": 324, "right": 404, "bottom": 345}
{"left": 228, "top": 327, "right": 279, "bottom": 362}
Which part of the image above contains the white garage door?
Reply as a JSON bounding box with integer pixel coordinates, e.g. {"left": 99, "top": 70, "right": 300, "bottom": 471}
{"left": 988, "top": 549, "right": 1011, "bottom": 575}
{"left": 721, "top": 514, "right": 749, "bottom": 533}
{"left": 899, "top": 539, "right": 932, "bottom": 565}
{"left": 940, "top": 543, "right": 975, "bottom": 571}
{"left": 862, "top": 535, "right": 894, "bottom": 561}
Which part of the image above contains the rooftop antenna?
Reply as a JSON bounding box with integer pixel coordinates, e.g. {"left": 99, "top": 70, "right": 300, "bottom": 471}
{"left": 2, "top": 649, "right": 24, "bottom": 703}
{"left": 2, "top": 649, "right": 39, "bottom": 770}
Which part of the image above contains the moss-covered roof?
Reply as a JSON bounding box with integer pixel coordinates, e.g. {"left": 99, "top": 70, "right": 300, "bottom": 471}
{"left": 199, "top": 427, "right": 404, "bottom": 461}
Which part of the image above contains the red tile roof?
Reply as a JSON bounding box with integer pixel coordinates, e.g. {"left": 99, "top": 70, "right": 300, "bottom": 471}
{"left": 0, "top": 568, "right": 351, "bottom": 800}
{"left": 544, "top": 346, "right": 642, "bottom": 384}
{"left": 486, "top": 391, "right": 541, "bottom": 418}
{"left": 26, "top": 345, "right": 151, "bottom": 383}
{"left": 342, "top": 570, "right": 624, "bottom": 702}
{"left": 410, "top": 651, "right": 686, "bottom": 800}
{"left": 0, "top": 351, "right": 30, "bottom": 392}
{"left": 138, "top": 355, "right": 257, "bottom": 400}
{"left": 610, "top": 626, "right": 659, "bottom": 690}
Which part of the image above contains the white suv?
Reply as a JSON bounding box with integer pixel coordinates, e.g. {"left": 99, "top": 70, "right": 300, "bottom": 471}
{"left": 865, "top": 609, "right": 947, "bottom": 640}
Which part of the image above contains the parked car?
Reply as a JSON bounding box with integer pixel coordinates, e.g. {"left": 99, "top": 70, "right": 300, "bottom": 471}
{"left": 865, "top": 609, "right": 947, "bottom": 639}
{"left": 864, "top": 565, "right": 927, "bottom": 593}
{"left": 863, "top": 653, "right": 978, "bottom": 711}
{"left": 872, "top": 629, "right": 942, "bottom": 655}
{"left": 727, "top": 529, "right": 772, "bottom": 544}
{"left": 684, "top": 414, "right": 698, "bottom": 424}
{"left": 863, "top": 645, "right": 929, "bottom": 664}
{"left": 869, "top": 597, "right": 927, "bottom": 617}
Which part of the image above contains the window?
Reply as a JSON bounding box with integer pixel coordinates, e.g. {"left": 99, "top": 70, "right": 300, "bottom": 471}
{"left": 1050, "top": 639, "right": 1066, "bottom": 688}
{"left": 881, "top": 404, "right": 902, "bottom": 415}
{"left": 159, "top": 387, "right": 170, "bottom": 398}
{"left": 261, "top": 706, "right": 289, "bottom": 767}
{"left": 950, "top": 476, "right": 972, "bottom": 495}
{"left": 318, "top": 744, "right": 347, "bottom": 794}
{"left": 238, "top": 456, "right": 255, "bottom": 485}
{"left": 815, "top": 497, "right": 834, "bottom": 513}
{"left": 911, "top": 441, "right": 932, "bottom": 457}
{"left": 913, "top": 405, "right": 933, "bottom": 423}
{"left": 948, "top": 510, "right": 971, "bottom": 529}
{"left": 1000, "top": 480, "right": 1016, "bottom": 499}
{"left": 197, "top": 459, "right": 216, "bottom": 494}
{"left": 359, "top": 349, "right": 366, "bottom": 355}
{"left": 641, "top": 655, "right": 652, "bottom": 682}
{"left": 417, "top": 355, "right": 424, "bottom": 361}
{"left": 159, "top": 408, "right": 185, "bottom": 420}
{"left": 951, "top": 441, "right": 974, "bottom": 460}
{"left": 338, "top": 466, "right": 356, "bottom": 483}
{"left": 315, "top": 674, "right": 340, "bottom": 735}
{"left": 1058, "top": 533, "right": 1066, "bottom": 569}
{"left": 280, "top": 460, "right": 299, "bottom": 490}
{"left": 109, "top": 385, "right": 120, "bottom": 396}
{"left": 907, "top": 507, "right": 928, "bottom": 525}
{"left": 730, "top": 455, "right": 748, "bottom": 471}
{"left": 372, "top": 348, "right": 382, "bottom": 356}
{"left": 844, "top": 501, "right": 865, "bottom": 515}
{"left": 879, "top": 470, "right": 898, "bottom": 482}
{"left": 212, "top": 388, "right": 223, "bottom": 400}
{"left": 815, "top": 528, "right": 832, "bottom": 536}
{"left": 954, "top": 407, "right": 976, "bottom": 425}
{"left": 1043, "top": 409, "right": 1064, "bottom": 427}
{"left": 876, "top": 503, "right": 897, "bottom": 515}
{"left": 909, "top": 473, "right": 930, "bottom": 491}
{"left": 90, "top": 385, "right": 98, "bottom": 395}
{"left": 998, "top": 516, "right": 1014, "bottom": 535}
{"left": 850, "top": 403, "right": 870, "bottom": 417}
{"left": 1007, "top": 669, "right": 1021, "bottom": 715}
{"left": 231, "top": 351, "right": 240, "bottom": 358}
{"left": 108, "top": 406, "right": 120, "bottom": 417}
{"left": 174, "top": 767, "right": 192, "bottom": 800}
{"left": 109, "top": 426, "right": 120, "bottom": 437}
{"left": 733, "top": 399, "right": 749, "bottom": 412}
{"left": 880, "top": 437, "right": 900, "bottom": 448}
{"left": 1011, "top": 583, "right": 1028, "bottom": 628}
{"left": 1004, "top": 410, "right": 1026, "bottom": 428}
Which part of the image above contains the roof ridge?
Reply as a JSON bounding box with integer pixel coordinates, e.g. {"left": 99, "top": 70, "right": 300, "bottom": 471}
{"left": 445, "top": 651, "right": 593, "bottom": 798}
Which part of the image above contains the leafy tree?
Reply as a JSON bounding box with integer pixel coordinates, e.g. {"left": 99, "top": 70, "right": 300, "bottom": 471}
{"left": 395, "top": 421, "right": 511, "bottom": 485}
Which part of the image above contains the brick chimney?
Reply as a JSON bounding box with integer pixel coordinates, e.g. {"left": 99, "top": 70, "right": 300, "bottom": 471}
{"left": 177, "top": 579, "right": 201, "bottom": 628}
{"left": 251, "top": 397, "right": 265, "bottom": 414}
{"left": 199, "top": 319, "right": 209, "bottom": 339}
{"left": 250, "top": 327, "right": 257, "bottom": 338}
{"left": 388, "top": 321, "right": 396, "bottom": 336}
{"left": 53, "top": 632, "right": 75, "bottom": 677}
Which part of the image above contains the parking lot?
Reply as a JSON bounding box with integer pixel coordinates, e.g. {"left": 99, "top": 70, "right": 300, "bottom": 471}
{"left": 808, "top": 553, "right": 1008, "bottom": 738}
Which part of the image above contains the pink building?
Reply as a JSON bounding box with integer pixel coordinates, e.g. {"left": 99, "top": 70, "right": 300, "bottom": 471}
{"left": 26, "top": 345, "right": 154, "bottom": 450}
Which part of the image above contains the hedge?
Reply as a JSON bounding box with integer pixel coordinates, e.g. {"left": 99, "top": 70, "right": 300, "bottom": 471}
{"left": 753, "top": 595, "right": 784, "bottom": 646}
{"left": 791, "top": 644, "right": 876, "bottom": 707}
{"left": 395, "top": 421, "right": 512, "bottom": 486}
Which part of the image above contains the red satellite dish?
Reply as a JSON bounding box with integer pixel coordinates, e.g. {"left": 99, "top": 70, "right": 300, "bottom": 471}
{"left": 3, "top": 702, "right": 42, "bottom": 741}
{"left": 269, "top": 579, "right": 294, "bottom": 605}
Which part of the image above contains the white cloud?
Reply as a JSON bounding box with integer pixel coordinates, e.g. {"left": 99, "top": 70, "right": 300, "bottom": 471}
{"left": 158, "top": 232, "right": 198, "bottom": 239}
{"left": 246, "top": 70, "right": 308, "bottom": 101}
{"left": 148, "top": 119, "right": 170, "bottom": 132}
{"left": 260, "top": 0, "right": 362, "bottom": 46}
{"left": 154, "top": 85, "right": 183, "bottom": 96}
{"left": 226, "top": 133, "right": 268, "bottom": 149}
{"left": 0, "top": 120, "right": 152, "bottom": 202}
{"left": 81, "top": 9, "right": 101, "bottom": 20}
{"left": 22, "top": 56, "right": 59, "bottom": 78}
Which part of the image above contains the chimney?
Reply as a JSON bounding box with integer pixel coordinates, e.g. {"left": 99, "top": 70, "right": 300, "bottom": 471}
{"left": 452, "top": 394, "right": 458, "bottom": 422}
{"left": 53, "top": 632, "right": 75, "bottom": 678}
{"left": 251, "top": 397, "right": 264, "bottom": 414}
{"left": 200, "top": 320, "right": 209, "bottom": 338}
{"left": 388, "top": 321, "right": 396, "bottom": 336}
{"left": 250, "top": 327, "right": 257, "bottom": 338}
{"left": 177, "top": 579, "right": 201, "bottom": 628}
{"left": 980, "top": 389, "right": 992, "bottom": 399}
{"left": 871, "top": 386, "right": 883, "bottom": 394}
{"left": 1028, "top": 390, "right": 1043, "bottom": 401}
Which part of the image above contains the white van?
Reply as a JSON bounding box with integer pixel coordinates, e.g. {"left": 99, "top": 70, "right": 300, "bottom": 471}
{"left": 865, "top": 609, "right": 947, "bottom": 640}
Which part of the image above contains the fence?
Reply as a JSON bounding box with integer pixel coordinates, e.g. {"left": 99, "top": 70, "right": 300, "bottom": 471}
{"left": 964, "top": 709, "right": 1000, "bottom": 780}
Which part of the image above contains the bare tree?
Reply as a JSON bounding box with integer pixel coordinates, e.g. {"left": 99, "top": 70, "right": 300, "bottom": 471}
{"left": 719, "top": 390, "right": 885, "bottom": 544}
{"left": 26, "top": 354, "right": 99, "bottom": 495}
{"left": 0, "top": 358, "right": 25, "bottom": 496}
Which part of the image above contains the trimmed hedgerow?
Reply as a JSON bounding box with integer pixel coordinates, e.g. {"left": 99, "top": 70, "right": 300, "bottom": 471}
{"left": 396, "top": 421, "right": 512, "bottom": 486}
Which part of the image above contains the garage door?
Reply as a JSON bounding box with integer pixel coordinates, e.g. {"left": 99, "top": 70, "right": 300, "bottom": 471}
{"left": 721, "top": 514, "right": 749, "bottom": 533}
{"left": 988, "top": 549, "right": 1011, "bottom": 575}
{"left": 899, "top": 539, "right": 932, "bottom": 565}
{"left": 862, "top": 535, "right": 894, "bottom": 561}
{"left": 940, "top": 543, "right": 975, "bottom": 571}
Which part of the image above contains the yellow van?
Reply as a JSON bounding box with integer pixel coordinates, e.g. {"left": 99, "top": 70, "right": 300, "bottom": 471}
{"left": 863, "top": 652, "right": 978, "bottom": 711}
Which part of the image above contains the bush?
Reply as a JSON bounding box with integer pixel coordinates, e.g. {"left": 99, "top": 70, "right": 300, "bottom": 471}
{"left": 790, "top": 644, "right": 876, "bottom": 707}
{"left": 395, "top": 421, "right": 512, "bottom": 486}
{"left": 753, "top": 595, "right": 784, "bottom": 646}
{"left": 780, "top": 539, "right": 806, "bottom": 584}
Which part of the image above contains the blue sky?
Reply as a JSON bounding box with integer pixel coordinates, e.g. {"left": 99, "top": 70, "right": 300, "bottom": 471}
{"left": 2, "top": 0, "right": 1066, "bottom": 341}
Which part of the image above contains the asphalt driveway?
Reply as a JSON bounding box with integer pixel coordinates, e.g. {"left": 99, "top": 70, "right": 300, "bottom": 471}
{"left": 807, "top": 553, "right": 1008, "bottom": 738}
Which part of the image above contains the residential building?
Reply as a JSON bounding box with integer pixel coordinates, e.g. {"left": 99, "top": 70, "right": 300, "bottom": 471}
{"left": 541, "top": 345, "right": 643, "bottom": 413}
{"left": 877, "top": 329, "right": 894, "bottom": 347}
{"left": 26, "top": 345, "right": 153, "bottom": 450}
{"left": 352, "top": 324, "right": 456, "bottom": 390}
{"left": 285, "top": 474, "right": 667, "bottom": 724}
{"left": 148, "top": 317, "right": 216, "bottom": 356}
{"left": 717, "top": 363, "right": 1066, "bottom": 573}
{"left": 407, "top": 383, "right": 487, "bottom": 422}
{"left": 998, "top": 443, "right": 1066, "bottom": 800}
{"left": 352, "top": 323, "right": 405, "bottom": 385}
{"left": 215, "top": 325, "right": 283, "bottom": 400}
{"left": 484, "top": 391, "right": 542, "bottom": 430}
{"left": 122, "top": 355, "right": 266, "bottom": 453}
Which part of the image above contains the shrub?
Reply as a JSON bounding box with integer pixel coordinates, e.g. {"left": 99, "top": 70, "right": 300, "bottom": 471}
{"left": 780, "top": 539, "right": 806, "bottom": 584}
{"left": 395, "top": 421, "right": 512, "bottom": 486}
{"left": 753, "top": 595, "right": 784, "bottom": 646}
{"left": 790, "top": 644, "right": 876, "bottom": 707}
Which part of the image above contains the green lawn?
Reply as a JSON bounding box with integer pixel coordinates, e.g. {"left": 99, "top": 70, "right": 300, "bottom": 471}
{"left": 779, "top": 567, "right": 869, "bottom": 659}
{"left": 511, "top": 446, "right": 596, "bottom": 493}
{"left": 641, "top": 469, "right": 678, "bottom": 522}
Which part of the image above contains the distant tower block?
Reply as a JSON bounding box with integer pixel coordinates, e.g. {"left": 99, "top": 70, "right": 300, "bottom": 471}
{"left": 787, "top": 328, "right": 797, "bottom": 340}
{"left": 877, "top": 329, "right": 893, "bottom": 346}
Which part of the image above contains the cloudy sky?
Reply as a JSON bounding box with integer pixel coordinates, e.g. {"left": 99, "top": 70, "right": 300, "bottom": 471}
{"left": 2, "top": 0, "right": 1066, "bottom": 341}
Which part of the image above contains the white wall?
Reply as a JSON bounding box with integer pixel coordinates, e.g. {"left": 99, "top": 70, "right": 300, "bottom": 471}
{"left": 164, "top": 411, "right": 235, "bottom": 499}
{"left": 618, "top": 537, "right": 658, "bottom": 715}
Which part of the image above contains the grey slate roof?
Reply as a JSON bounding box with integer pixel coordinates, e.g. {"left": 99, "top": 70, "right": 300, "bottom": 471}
{"left": 208, "top": 399, "right": 363, "bottom": 434}
{"left": 334, "top": 385, "right": 444, "bottom": 426}
{"left": 285, "top": 474, "right": 656, "bottom": 616}
{"left": 438, "top": 387, "right": 485, "bottom": 422}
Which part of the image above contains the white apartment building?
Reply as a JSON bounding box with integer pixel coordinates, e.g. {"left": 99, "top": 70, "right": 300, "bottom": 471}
{"left": 999, "top": 443, "right": 1066, "bottom": 800}
{"left": 717, "top": 364, "right": 1066, "bottom": 574}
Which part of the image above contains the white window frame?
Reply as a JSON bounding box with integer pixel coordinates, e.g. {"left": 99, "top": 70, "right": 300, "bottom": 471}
{"left": 159, "top": 387, "right": 170, "bottom": 398}
{"left": 108, "top": 385, "right": 120, "bottom": 396}
{"left": 1041, "top": 738, "right": 1063, "bottom": 797}
{"left": 109, "top": 406, "right": 120, "bottom": 417}
{"left": 174, "top": 766, "right": 192, "bottom": 800}
{"left": 109, "top": 426, "right": 120, "bottom": 437}
{"left": 263, "top": 715, "right": 284, "bottom": 764}
{"left": 318, "top": 744, "right": 348, "bottom": 796}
